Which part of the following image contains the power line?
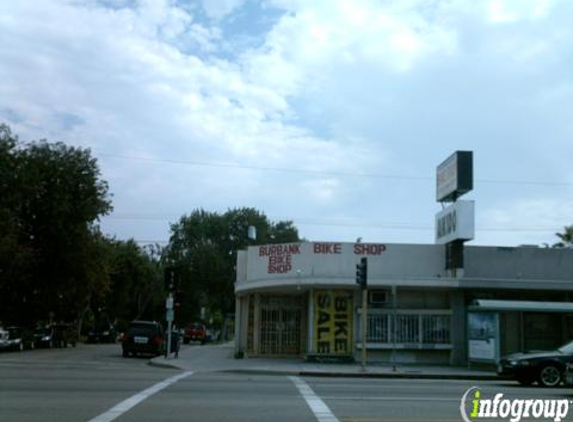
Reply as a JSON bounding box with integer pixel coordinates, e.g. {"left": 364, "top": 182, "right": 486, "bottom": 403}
{"left": 97, "top": 153, "right": 424, "bottom": 180}
{"left": 103, "top": 214, "right": 562, "bottom": 233}
{"left": 96, "top": 152, "right": 573, "bottom": 187}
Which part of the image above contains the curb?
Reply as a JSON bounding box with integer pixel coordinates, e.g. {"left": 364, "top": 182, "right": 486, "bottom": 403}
{"left": 148, "top": 358, "right": 183, "bottom": 370}
{"left": 222, "top": 368, "right": 497, "bottom": 381}
{"left": 298, "top": 371, "right": 498, "bottom": 381}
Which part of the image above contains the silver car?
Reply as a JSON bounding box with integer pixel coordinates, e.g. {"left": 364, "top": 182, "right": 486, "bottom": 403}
{"left": 0, "top": 328, "right": 9, "bottom": 350}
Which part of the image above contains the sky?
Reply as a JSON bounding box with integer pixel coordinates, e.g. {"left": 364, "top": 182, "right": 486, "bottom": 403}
{"left": 1, "top": 0, "right": 572, "bottom": 248}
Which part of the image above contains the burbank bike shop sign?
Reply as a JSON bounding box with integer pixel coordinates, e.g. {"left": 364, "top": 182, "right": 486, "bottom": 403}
{"left": 460, "top": 387, "right": 570, "bottom": 422}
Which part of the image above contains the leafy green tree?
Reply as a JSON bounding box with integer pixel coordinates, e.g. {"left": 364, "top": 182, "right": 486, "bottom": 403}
{"left": 0, "top": 124, "right": 112, "bottom": 326}
{"left": 104, "top": 239, "right": 163, "bottom": 324}
{"left": 554, "top": 225, "right": 573, "bottom": 248}
{"left": 166, "top": 207, "right": 299, "bottom": 324}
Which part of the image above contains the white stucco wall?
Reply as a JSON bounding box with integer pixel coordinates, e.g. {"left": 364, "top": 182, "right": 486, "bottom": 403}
{"left": 235, "top": 242, "right": 450, "bottom": 293}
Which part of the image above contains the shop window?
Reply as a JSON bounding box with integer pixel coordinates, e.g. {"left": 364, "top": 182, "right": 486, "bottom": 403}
{"left": 362, "top": 311, "right": 451, "bottom": 346}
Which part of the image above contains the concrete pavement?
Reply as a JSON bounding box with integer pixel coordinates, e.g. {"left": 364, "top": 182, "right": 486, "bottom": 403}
{"left": 150, "top": 342, "right": 498, "bottom": 380}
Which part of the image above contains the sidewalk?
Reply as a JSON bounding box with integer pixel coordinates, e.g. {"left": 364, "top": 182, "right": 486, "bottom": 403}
{"left": 150, "top": 342, "right": 498, "bottom": 381}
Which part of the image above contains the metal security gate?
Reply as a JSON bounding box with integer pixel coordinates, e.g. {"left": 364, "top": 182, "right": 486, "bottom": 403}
{"left": 259, "top": 296, "right": 302, "bottom": 355}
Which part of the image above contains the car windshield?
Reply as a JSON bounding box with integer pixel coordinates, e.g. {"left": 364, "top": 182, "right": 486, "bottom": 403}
{"left": 127, "top": 323, "right": 157, "bottom": 335}
{"left": 557, "top": 341, "right": 573, "bottom": 354}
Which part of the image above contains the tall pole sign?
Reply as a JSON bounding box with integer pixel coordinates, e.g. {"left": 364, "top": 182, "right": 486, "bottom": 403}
{"left": 435, "top": 151, "right": 474, "bottom": 276}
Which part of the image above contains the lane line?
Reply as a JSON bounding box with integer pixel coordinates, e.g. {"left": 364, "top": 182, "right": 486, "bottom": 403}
{"left": 290, "top": 376, "right": 340, "bottom": 422}
{"left": 85, "top": 371, "right": 193, "bottom": 422}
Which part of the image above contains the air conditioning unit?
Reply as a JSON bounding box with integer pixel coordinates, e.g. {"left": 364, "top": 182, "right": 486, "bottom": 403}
{"left": 369, "top": 291, "right": 388, "bottom": 305}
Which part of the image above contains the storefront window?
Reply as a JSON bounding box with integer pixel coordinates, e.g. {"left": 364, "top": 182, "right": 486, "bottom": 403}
{"left": 363, "top": 311, "right": 451, "bottom": 346}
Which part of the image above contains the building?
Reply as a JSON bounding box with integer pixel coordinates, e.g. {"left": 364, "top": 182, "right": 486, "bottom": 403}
{"left": 234, "top": 241, "right": 573, "bottom": 365}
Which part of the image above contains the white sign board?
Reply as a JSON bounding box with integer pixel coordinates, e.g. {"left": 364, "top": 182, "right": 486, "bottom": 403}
{"left": 435, "top": 201, "right": 475, "bottom": 244}
{"left": 468, "top": 312, "right": 499, "bottom": 363}
{"left": 469, "top": 339, "right": 496, "bottom": 360}
{"left": 436, "top": 151, "right": 473, "bottom": 202}
{"left": 166, "top": 309, "right": 174, "bottom": 322}
{"left": 437, "top": 153, "right": 458, "bottom": 201}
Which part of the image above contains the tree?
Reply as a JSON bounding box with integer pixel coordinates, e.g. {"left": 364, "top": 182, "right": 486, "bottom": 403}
{"left": 166, "top": 207, "right": 300, "bottom": 324}
{"left": 104, "top": 239, "right": 163, "bottom": 324}
{"left": 0, "top": 124, "right": 112, "bottom": 326}
{"left": 554, "top": 226, "right": 573, "bottom": 248}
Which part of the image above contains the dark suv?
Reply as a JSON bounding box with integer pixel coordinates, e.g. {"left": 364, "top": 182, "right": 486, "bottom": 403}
{"left": 121, "top": 321, "right": 165, "bottom": 357}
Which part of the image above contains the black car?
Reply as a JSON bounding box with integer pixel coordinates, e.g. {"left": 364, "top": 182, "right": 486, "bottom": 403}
{"left": 33, "top": 324, "right": 77, "bottom": 348}
{"left": 87, "top": 323, "right": 117, "bottom": 344}
{"left": 5, "top": 327, "right": 35, "bottom": 351}
{"left": 121, "top": 321, "right": 164, "bottom": 357}
{"left": 497, "top": 341, "right": 573, "bottom": 387}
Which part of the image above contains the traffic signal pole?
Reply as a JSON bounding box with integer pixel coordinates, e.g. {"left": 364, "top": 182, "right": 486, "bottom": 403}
{"left": 356, "top": 257, "right": 368, "bottom": 371}
{"left": 361, "top": 288, "right": 367, "bottom": 371}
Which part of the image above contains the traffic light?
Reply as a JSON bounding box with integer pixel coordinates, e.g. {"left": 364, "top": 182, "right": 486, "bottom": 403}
{"left": 356, "top": 257, "right": 367, "bottom": 289}
{"left": 164, "top": 267, "right": 175, "bottom": 292}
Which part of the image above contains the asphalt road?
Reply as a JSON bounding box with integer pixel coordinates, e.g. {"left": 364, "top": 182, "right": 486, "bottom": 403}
{"left": 1, "top": 344, "right": 571, "bottom": 422}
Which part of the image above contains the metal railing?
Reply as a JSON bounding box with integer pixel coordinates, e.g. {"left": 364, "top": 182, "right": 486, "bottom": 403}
{"left": 362, "top": 311, "right": 451, "bottom": 345}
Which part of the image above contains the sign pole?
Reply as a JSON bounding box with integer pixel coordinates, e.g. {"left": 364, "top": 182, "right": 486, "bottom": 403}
{"left": 166, "top": 293, "right": 174, "bottom": 358}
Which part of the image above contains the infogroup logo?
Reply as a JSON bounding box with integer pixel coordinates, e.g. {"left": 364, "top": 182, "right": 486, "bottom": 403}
{"left": 460, "top": 387, "right": 570, "bottom": 422}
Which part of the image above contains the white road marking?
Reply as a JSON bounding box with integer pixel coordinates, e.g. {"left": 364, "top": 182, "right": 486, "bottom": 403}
{"left": 290, "top": 376, "right": 340, "bottom": 422}
{"left": 85, "top": 371, "right": 193, "bottom": 422}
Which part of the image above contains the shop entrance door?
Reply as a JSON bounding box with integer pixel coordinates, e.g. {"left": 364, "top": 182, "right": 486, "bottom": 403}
{"left": 259, "top": 296, "right": 302, "bottom": 355}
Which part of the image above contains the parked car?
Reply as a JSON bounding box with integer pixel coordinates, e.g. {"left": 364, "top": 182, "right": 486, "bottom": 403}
{"left": 87, "top": 323, "right": 117, "bottom": 344}
{"left": 121, "top": 321, "right": 164, "bottom": 357}
{"left": 205, "top": 328, "right": 219, "bottom": 343}
{"left": 565, "top": 363, "right": 573, "bottom": 385}
{"left": 497, "top": 340, "right": 573, "bottom": 387}
{"left": 4, "top": 327, "right": 35, "bottom": 351}
{"left": 33, "top": 324, "right": 77, "bottom": 348}
{"left": 183, "top": 322, "right": 206, "bottom": 345}
{"left": 0, "top": 327, "right": 9, "bottom": 350}
{"left": 33, "top": 327, "right": 55, "bottom": 348}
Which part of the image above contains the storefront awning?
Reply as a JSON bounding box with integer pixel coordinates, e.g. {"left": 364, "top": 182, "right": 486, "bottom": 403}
{"left": 469, "top": 299, "right": 573, "bottom": 313}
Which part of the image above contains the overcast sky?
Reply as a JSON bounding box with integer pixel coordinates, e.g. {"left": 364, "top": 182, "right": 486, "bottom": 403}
{"left": 1, "top": 0, "right": 572, "bottom": 247}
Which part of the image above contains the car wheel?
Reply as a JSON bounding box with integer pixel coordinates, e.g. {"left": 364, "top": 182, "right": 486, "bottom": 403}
{"left": 539, "top": 365, "right": 561, "bottom": 387}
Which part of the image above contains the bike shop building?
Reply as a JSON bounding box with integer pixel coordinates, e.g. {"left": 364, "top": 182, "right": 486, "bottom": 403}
{"left": 234, "top": 241, "right": 573, "bottom": 365}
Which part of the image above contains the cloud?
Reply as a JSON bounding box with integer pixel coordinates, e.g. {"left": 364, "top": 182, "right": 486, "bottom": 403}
{"left": 201, "top": 0, "right": 247, "bottom": 20}
{"left": 1, "top": 0, "right": 572, "bottom": 246}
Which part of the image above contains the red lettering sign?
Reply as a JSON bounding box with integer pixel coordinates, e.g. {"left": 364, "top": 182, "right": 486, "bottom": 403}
{"left": 354, "top": 244, "right": 387, "bottom": 255}
{"left": 261, "top": 244, "right": 300, "bottom": 274}
{"left": 313, "top": 243, "right": 342, "bottom": 254}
